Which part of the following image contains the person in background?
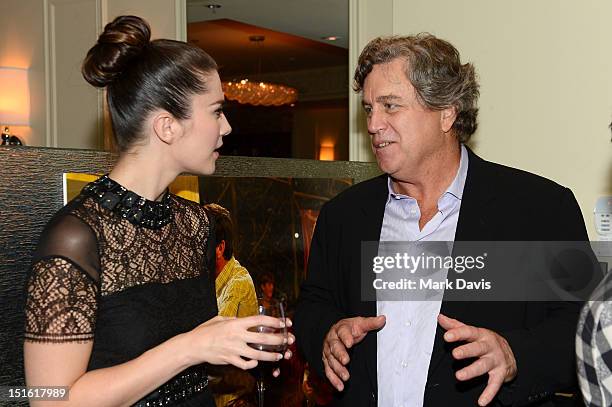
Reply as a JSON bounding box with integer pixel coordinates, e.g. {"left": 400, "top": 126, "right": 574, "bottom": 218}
{"left": 576, "top": 272, "right": 612, "bottom": 407}
{"left": 204, "top": 203, "right": 258, "bottom": 407}
{"left": 258, "top": 271, "right": 276, "bottom": 309}
{"left": 23, "top": 15, "right": 292, "bottom": 407}
{"left": 205, "top": 203, "right": 258, "bottom": 318}
{"left": 575, "top": 121, "right": 612, "bottom": 407}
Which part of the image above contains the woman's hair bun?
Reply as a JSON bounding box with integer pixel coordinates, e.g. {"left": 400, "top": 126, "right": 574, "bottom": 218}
{"left": 82, "top": 15, "right": 151, "bottom": 87}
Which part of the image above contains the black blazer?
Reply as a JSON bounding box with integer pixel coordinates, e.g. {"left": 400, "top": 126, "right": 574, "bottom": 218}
{"left": 295, "top": 148, "right": 591, "bottom": 406}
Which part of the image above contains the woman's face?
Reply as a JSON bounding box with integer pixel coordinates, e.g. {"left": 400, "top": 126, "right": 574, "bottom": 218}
{"left": 261, "top": 282, "right": 274, "bottom": 299}
{"left": 175, "top": 71, "right": 231, "bottom": 175}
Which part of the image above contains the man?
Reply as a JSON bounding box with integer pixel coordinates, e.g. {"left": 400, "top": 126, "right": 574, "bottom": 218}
{"left": 204, "top": 203, "right": 257, "bottom": 407}
{"left": 295, "top": 34, "right": 589, "bottom": 406}
{"left": 205, "top": 203, "right": 258, "bottom": 318}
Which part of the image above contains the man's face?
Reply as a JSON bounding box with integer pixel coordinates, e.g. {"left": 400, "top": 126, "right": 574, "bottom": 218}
{"left": 362, "top": 58, "right": 453, "bottom": 181}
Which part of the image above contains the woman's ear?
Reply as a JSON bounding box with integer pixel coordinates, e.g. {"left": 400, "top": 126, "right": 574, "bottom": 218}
{"left": 152, "top": 112, "right": 180, "bottom": 145}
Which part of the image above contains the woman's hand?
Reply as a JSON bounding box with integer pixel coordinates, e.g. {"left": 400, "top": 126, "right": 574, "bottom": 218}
{"left": 183, "top": 315, "right": 295, "bottom": 370}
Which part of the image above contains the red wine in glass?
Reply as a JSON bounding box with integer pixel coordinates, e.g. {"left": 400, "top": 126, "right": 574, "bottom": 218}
{"left": 247, "top": 298, "right": 287, "bottom": 407}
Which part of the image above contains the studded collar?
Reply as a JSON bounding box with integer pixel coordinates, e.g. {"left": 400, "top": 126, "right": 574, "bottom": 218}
{"left": 82, "top": 174, "right": 173, "bottom": 229}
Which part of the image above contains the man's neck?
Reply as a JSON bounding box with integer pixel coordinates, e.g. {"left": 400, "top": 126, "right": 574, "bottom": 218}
{"left": 391, "top": 143, "right": 462, "bottom": 203}
{"left": 215, "top": 257, "right": 230, "bottom": 278}
{"left": 391, "top": 143, "right": 462, "bottom": 230}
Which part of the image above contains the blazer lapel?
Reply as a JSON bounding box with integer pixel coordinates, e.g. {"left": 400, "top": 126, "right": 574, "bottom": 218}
{"left": 427, "top": 147, "right": 497, "bottom": 378}
{"left": 357, "top": 174, "right": 388, "bottom": 396}
{"left": 454, "top": 147, "right": 496, "bottom": 242}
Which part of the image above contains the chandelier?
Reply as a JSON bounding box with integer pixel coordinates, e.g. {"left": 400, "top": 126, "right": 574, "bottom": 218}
{"left": 222, "top": 35, "right": 298, "bottom": 107}
{"left": 222, "top": 79, "right": 297, "bottom": 106}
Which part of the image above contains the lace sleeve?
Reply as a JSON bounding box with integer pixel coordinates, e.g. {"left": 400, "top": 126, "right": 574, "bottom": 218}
{"left": 24, "top": 257, "right": 98, "bottom": 343}
{"left": 24, "top": 209, "right": 100, "bottom": 343}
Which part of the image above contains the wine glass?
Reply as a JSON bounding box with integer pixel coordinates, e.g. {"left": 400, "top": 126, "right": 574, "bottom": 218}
{"left": 247, "top": 297, "right": 288, "bottom": 407}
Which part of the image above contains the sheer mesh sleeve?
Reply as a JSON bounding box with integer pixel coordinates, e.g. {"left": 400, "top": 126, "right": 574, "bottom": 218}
{"left": 24, "top": 210, "right": 100, "bottom": 343}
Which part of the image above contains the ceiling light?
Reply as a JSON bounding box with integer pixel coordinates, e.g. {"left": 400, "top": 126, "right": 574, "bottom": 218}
{"left": 187, "top": 1, "right": 221, "bottom": 10}
{"left": 222, "top": 35, "right": 298, "bottom": 106}
{"left": 322, "top": 36, "right": 341, "bottom": 41}
{"left": 223, "top": 80, "right": 297, "bottom": 106}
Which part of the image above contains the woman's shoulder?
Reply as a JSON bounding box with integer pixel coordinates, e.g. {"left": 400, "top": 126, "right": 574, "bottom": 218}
{"left": 45, "top": 195, "right": 96, "bottom": 237}
{"left": 33, "top": 194, "right": 101, "bottom": 280}
{"left": 56, "top": 188, "right": 104, "bottom": 221}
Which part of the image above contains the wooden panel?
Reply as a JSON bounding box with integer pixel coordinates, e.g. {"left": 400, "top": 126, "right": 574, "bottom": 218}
{"left": 0, "top": 146, "right": 379, "bottom": 388}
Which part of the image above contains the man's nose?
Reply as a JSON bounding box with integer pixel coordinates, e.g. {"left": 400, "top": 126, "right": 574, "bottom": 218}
{"left": 367, "top": 109, "right": 386, "bottom": 136}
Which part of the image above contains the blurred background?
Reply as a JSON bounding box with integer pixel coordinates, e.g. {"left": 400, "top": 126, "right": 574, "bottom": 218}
{"left": 187, "top": 0, "right": 349, "bottom": 161}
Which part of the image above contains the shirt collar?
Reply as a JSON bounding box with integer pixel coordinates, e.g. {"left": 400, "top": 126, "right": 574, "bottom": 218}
{"left": 386, "top": 144, "right": 469, "bottom": 203}
{"left": 215, "top": 256, "right": 238, "bottom": 292}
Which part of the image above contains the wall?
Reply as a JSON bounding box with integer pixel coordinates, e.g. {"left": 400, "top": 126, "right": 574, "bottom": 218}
{"left": 48, "top": 0, "right": 103, "bottom": 149}
{"left": 104, "top": 0, "right": 186, "bottom": 41}
{"left": 293, "top": 103, "right": 349, "bottom": 161}
{"left": 350, "top": 0, "right": 612, "bottom": 239}
{"left": 0, "top": 0, "right": 45, "bottom": 146}
{"left": 348, "top": 0, "right": 393, "bottom": 162}
{"left": 0, "top": 0, "right": 185, "bottom": 149}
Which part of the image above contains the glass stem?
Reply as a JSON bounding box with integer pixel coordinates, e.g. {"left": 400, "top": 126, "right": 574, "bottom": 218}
{"left": 257, "top": 366, "right": 265, "bottom": 407}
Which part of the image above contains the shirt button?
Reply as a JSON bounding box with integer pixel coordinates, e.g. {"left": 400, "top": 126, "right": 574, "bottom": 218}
{"left": 410, "top": 208, "right": 417, "bottom": 215}
{"left": 405, "top": 320, "right": 411, "bottom": 327}
{"left": 401, "top": 361, "right": 408, "bottom": 368}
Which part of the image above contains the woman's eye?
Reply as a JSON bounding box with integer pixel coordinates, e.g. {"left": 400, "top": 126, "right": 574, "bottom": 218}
{"left": 215, "top": 109, "right": 224, "bottom": 118}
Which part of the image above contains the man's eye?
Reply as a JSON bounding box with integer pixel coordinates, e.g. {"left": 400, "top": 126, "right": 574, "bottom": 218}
{"left": 363, "top": 106, "right": 373, "bottom": 115}
{"left": 384, "top": 103, "right": 398, "bottom": 110}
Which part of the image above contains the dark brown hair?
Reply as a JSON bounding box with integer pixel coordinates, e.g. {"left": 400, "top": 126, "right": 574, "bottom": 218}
{"left": 204, "top": 203, "right": 233, "bottom": 260}
{"left": 258, "top": 271, "right": 275, "bottom": 286}
{"left": 354, "top": 34, "right": 480, "bottom": 142}
{"left": 82, "top": 15, "right": 218, "bottom": 151}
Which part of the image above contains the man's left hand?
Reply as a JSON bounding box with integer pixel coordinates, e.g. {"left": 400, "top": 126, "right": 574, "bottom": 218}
{"left": 438, "top": 313, "right": 517, "bottom": 407}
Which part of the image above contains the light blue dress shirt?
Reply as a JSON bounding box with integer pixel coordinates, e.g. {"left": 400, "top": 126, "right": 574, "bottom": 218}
{"left": 377, "top": 145, "right": 468, "bottom": 407}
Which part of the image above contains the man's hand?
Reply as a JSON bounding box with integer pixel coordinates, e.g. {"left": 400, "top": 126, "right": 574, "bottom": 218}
{"left": 322, "top": 316, "right": 386, "bottom": 391}
{"left": 438, "top": 314, "right": 517, "bottom": 407}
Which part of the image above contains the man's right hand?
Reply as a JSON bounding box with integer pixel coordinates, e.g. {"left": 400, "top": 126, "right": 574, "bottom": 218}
{"left": 322, "top": 315, "right": 386, "bottom": 391}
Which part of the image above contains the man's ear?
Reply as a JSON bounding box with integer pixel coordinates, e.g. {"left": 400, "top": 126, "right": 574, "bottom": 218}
{"left": 215, "top": 240, "right": 225, "bottom": 259}
{"left": 152, "top": 112, "right": 180, "bottom": 145}
{"left": 440, "top": 106, "right": 458, "bottom": 134}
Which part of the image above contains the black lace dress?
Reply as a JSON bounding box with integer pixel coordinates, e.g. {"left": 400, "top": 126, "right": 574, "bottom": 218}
{"left": 24, "top": 175, "right": 218, "bottom": 406}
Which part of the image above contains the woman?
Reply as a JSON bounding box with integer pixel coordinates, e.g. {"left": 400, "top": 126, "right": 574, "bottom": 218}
{"left": 258, "top": 271, "right": 276, "bottom": 309}
{"left": 23, "top": 15, "right": 292, "bottom": 407}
